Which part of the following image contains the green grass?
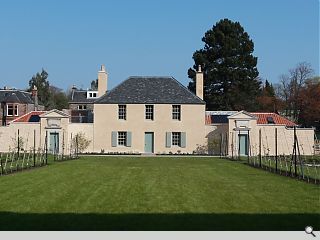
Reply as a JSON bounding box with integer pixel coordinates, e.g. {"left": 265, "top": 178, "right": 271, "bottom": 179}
{"left": 0, "top": 156, "right": 319, "bottom": 230}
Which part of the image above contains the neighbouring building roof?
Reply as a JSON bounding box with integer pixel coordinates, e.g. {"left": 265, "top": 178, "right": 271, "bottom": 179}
{"left": 251, "top": 113, "right": 297, "bottom": 127}
{"left": 95, "top": 76, "right": 205, "bottom": 104}
{"left": 69, "top": 90, "right": 96, "bottom": 103}
{"left": 205, "top": 111, "right": 297, "bottom": 127}
{"left": 205, "top": 114, "right": 230, "bottom": 124}
{"left": 10, "top": 111, "right": 45, "bottom": 123}
{"left": 0, "top": 90, "right": 34, "bottom": 104}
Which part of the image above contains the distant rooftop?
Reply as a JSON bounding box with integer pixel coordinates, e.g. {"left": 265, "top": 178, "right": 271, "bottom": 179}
{"left": 69, "top": 90, "right": 97, "bottom": 103}
{"left": 0, "top": 89, "right": 33, "bottom": 104}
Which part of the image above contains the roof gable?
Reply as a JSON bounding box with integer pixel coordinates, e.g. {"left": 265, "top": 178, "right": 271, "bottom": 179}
{"left": 9, "top": 111, "right": 45, "bottom": 124}
{"left": 95, "top": 76, "right": 205, "bottom": 104}
{"left": 40, "top": 109, "right": 70, "bottom": 118}
{"left": 228, "top": 110, "right": 257, "bottom": 120}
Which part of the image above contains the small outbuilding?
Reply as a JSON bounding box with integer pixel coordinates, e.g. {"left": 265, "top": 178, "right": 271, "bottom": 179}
{"left": 205, "top": 111, "right": 315, "bottom": 157}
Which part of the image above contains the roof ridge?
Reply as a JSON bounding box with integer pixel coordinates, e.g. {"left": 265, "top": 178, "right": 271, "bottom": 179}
{"left": 129, "top": 76, "right": 173, "bottom": 78}
{"left": 94, "top": 76, "right": 133, "bottom": 103}
{"left": 170, "top": 76, "right": 205, "bottom": 103}
{"left": 251, "top": 112, "right": 278, "bottom": 115}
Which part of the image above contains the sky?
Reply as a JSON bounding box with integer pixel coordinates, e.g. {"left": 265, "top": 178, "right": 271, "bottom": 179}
{"left": 0, "top": 0, "right": 319, "bottom": 91}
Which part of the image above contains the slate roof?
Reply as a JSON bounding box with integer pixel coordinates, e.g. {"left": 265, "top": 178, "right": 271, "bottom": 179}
{"left": 205, "top": 115, "right": 230, "bottom": 124}
{"left": 69, "top": 90, "right": 96, "bottom": 103}
{"left": 95, "top": 76, "right": 205, "bottom": 104}
{"left": 0, "top": 90, "right": 33, "bottom": 104}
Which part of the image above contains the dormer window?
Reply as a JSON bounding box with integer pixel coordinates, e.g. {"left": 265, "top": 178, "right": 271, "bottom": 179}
{"left": 7, "top": 104, "right": 18, "bottom": 116}
{"left": 78, "top": 105, "right": 87, "bottom": 110}
{"left": 87, "top": 91, "right": 98, "bottom": 99}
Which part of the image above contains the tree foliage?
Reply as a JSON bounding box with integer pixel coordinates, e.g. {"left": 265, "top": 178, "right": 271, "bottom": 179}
{"left": 28, "top": 69, "right": 69, "bottom": 110}
{"left": 48, "top": 86, "right": 69, "bottom": 110}
{"left": 72, "top": 132, "right": 91, "bottom": 153}
{"left": 275, "top": 62, "right": 314, "bottom": 122}
{"left": 188, "top": 18, "right": 261, "bottom": 111}
{"left": 257, "top": 79, "right": 278, "bottom": 112}
{"left": 297, "top": 77, "right": 320, "bottom": 130}
{"left": 28, "top": 69, "right": 51, "bottom": 108}
{"left": 90, "top": 79, "right": 98, "bottom": 90}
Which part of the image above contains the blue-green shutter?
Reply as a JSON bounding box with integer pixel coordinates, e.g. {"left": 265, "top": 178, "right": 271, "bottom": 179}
{"left": 126, "top": 131, "right": 132, "bottom": 147}
{"left": 180, "top": 132, "right": 186, "bottom": 148}
{"left": 166, "top": 132, "right": 171, "bottom": 148}
{"left": 111, "top": 131, "right": 117, "bottom": 147}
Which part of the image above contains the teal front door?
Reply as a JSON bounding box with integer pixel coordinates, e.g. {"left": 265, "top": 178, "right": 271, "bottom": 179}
{"left": 49, "top": 132, "right": 59, "bottom": 154}
{"left": 239, "top": 134, "right": 248, "bottom": 156}
{"left": 144, "top": 132, "right": 154, "bottom": 153}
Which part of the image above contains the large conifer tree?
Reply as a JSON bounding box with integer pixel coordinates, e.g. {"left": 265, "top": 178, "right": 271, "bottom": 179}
{"left": 188, "top": 19, "right": 261, "bottom": 111}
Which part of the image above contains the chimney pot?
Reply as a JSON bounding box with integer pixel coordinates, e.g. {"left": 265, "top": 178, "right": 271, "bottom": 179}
{"left": 31, "top": 85, "right": 39, "bottom": 110}
{"left": 196, "top": 66, "right": 204, "bottom": 100}
{"left": 98, "top": 64, "right": 108, "bottom": 97}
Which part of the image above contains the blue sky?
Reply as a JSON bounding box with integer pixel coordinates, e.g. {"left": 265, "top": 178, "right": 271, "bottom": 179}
{"left": 0, "top": 0, "right": 318, "bottom": 91}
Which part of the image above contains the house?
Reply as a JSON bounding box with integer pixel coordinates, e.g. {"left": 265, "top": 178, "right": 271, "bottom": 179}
{"left": 93, "top": 75, "right": 205, "bottom": 154}
{"left": 205, "top": 111, "right": 315, "bottom": 156}
{"left": 0, "top": 65, "right": 316, "bottom": 156}
{"left": 68, "top": 65, "right": 108, "bottom": 123}
{"left": 0, "top": 86, "right": 43, "bottom": 126}
{"left": 0, "top": 65, "right": 206, "bottom": 154}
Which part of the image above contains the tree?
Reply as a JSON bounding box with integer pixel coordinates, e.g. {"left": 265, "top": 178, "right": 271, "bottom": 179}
{"left": 72, "top": 132, "right": 91, "bottom": 153}
{"left": 90, "top": 79, "right": 98, "bottom": 90}
{"left": 257, "top": 79, "right": 278, "bottom": 112}
{"left": 264, "top": 80, "right": 275, "bottom": 97}
{"left": 48, "top": 86, "right": 69, "bottom": 110}
{"left": 188, "top": 18, "right": 261, "bottom": 111}
{"left": 275, "top": 62, "right": 314, "bottom": 122}
{"left": 298, "top": 77, "right": 320, "bottom": 130}
{"left": 28, "top": 69, "right": 51, "bottom": 109}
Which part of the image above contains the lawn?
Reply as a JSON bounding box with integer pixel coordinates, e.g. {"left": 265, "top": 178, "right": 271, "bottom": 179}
{"left": 0, "top": 156, "right": 319, "bottom": 230}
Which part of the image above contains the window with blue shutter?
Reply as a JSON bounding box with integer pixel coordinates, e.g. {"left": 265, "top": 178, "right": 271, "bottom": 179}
{"left": 180, "top": 132, "right": 186, "bottom": 148}
{"left": 126, "top": 131, "right": 132, "bottom": 147}
{"left": 111, "top": 131, "right": 117, "bottom": 147}
{"left": 166, "top": 132, "right": 171, "bottom": 148}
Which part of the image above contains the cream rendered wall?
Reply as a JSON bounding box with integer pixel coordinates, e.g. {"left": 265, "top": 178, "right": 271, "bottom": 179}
{"left": 68, "top": 123, "right": 94, "bottom": 153}
{"left": 226, "top": 113, "right": 315, "bottom": 156}
{"left": 205, "top": 124, "right": 229, "bottom": 155}
{"left": 251, "top": 125, "right": 315, "bottom": 156}
{"left": 0, "top": 123, "right": 41, "bottom": 152}
{"left": 39, "top": 112, "right": 70, "bottom": 155}
{"left": 94, "top": 104, "right": 206, "bottom": 154}
{"left": 227, "top": 113, "right": 257, "bottom": 157}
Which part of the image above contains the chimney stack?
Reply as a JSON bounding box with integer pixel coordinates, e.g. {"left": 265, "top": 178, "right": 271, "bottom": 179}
{"left": 98, "top": 64, "right": 107, "bottom": 97}
{"left": 196, "top": 65, "right": 203, "bottom": 100}
{"left": 31, "top": 85, "right": 38, "bottom": 111}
